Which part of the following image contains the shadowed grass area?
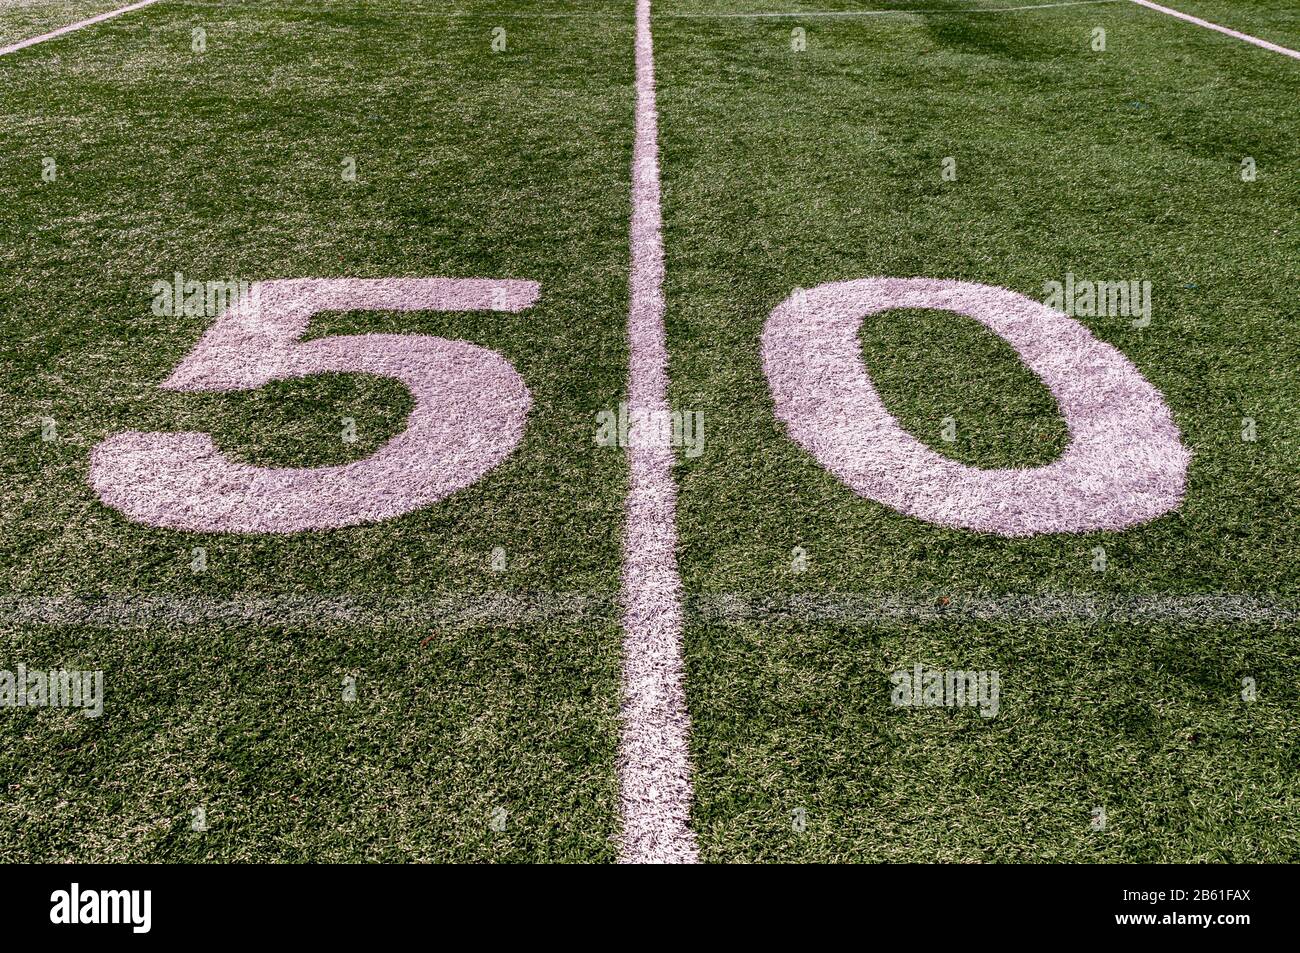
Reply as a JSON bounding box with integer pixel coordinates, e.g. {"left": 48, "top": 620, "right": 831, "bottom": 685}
{"left": 918, "top": 5, "right": 1058, "bottom": 62}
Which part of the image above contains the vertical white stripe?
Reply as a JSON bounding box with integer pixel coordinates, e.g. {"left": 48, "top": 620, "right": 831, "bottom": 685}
{"left": 0, "top": 0, "right": 164, "bottom": 57}
{"left": 1129, "top": 0, "right": 1300, "bottom": 60}
{"left": 618, "top": 0, "right": 699, "bottom": 864}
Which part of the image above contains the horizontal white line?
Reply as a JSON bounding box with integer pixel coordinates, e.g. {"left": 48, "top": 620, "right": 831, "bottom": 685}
{"left": 2, "top": 593, "right": 1294, "bottom": 626}
{"left": 1128, "top": 0, "right": 1300, "bottom": 61}
{"left": 149, "top": 0, "right": 1124, "bottom": 21}
{"left": 0, "top": 0, "right": 164, "bottom": 58}
{"left": 696, "top": 592, "right": 1300, "bottom": 624}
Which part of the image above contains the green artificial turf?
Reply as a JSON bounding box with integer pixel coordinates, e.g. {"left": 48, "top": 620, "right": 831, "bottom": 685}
{"left": 0, "top": 0, "right": 1296, "bottom": 862}
{"left": 655, "top": 0, "right": 1300, "bottom": 860}
{"left": 0, "top": 0, "right": 634, "bottom": 861}
{"left": 1145, "top": 0, "right": 1300, "bottom": 51}
{"left": 0, "top": 0, "right": 133, "bottom": 48}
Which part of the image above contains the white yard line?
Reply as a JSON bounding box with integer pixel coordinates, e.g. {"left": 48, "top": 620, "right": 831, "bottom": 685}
{"left": 0, "top": 0, "right": 163, "bottom": 57}
{"left": 618, "top": 0, "right": 699, "bottom": 864}
{"left": 1128, "top": 0, "right": 1300, "bottom": 60}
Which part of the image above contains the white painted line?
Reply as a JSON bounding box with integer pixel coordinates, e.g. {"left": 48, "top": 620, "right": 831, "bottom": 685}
{"left": 103, "top": 0, "right": 1122, "bottom": 22}
{"left": 5, "top": 593, "right": 1297, "bottom": 628}
{"left": 1128, "top": 0, "right": 1300, "bottom": 60}
{"left": 618, "top": 0, "right": 699, "bottom": 864}
{"left": 0, "top": 0, "right": 164, "bottom": 57}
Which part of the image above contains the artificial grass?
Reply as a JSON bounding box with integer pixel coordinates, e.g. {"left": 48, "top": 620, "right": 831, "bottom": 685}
{"left": 0, "top": 0, "right": 634, "bottom": 861}
{"left": 655, "top": 0, "right": 1300, "bottom": 860}
{"left": 0, "top": 0, "right": 1295, "bottom": 862}
{"left": 0, "top": 0, "right": 135, "bottom": 49}
{"left": 1139, "top": 0, "right": 1300, "bottom": 51}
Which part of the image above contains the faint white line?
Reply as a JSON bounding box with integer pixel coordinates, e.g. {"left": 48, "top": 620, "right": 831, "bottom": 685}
{"left": 2, "top": 593, "right": 1294, "bottom": 627}
{"left": 0, "top": 0, "right": 164, "bottom": 57}
{"left": 694, "top": 592, "right": 1300, "bottom": 625}
{"left": 153, "top": 0, "right": 1123, "bottom": 20}
{"left": 1128, "top": 0, "right": 1300, "bottom": 60}
{"left": 96, "top": 1, "right": 1124, "bottom": 22}
{"left": 618, "top": 0, "right": 699, "bottom": 865}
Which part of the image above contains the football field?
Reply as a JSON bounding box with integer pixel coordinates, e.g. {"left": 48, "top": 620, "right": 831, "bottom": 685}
{"left": 0, "top": 0, "right": 1297, "bottom": 863}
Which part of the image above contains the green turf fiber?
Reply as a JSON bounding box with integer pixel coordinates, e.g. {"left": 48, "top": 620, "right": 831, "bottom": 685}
{"left": 0, "top": 0, "right": 634, "bottom": 861}
{"left": 656, "top": 0, "right": 1299, "bottom": 860}
{"left": 0, "top": 0, "right": 137, "bottom": 49}
{"left": 0, "top": 0, "right": 1296, "bottom": 862}
{"left": 1139, "top": 0, "right": 1300, "bottom": 51}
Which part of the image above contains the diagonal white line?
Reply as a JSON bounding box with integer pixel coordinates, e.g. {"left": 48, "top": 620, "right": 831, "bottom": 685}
{"left": 1128, "top": 0, "right": 1300, "bottom": 60}
{"left": 0, "top": 0, "right": 164, "bottom": 57}
{"left": 618, "top": 0, "right": 699, "bottom": 864}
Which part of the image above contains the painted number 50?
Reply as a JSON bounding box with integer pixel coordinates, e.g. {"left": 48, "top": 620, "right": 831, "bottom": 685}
{"left": 91, "top": 274, "right": 1189, "bottom": 538}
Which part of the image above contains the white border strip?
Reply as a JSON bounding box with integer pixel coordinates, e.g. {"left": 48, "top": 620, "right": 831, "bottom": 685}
{"left": 0, "top": 0, "right": 163, "bottom": 57}
{"left": 618, "top": 0, "right": 699, "bottom": 864}
{"left": 1128, "top": 0, "right": 1300, "bottom": 60}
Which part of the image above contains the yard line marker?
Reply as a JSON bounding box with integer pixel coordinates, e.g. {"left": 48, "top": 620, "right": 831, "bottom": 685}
{"left": 618, "top": 0, "right": 699, "bottom": 864}
{"left": 1128, "top": 0, "right": 1300, "bottom": 60}
{"left": 0, "top": 0, "right": 164, "bottom": 57}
